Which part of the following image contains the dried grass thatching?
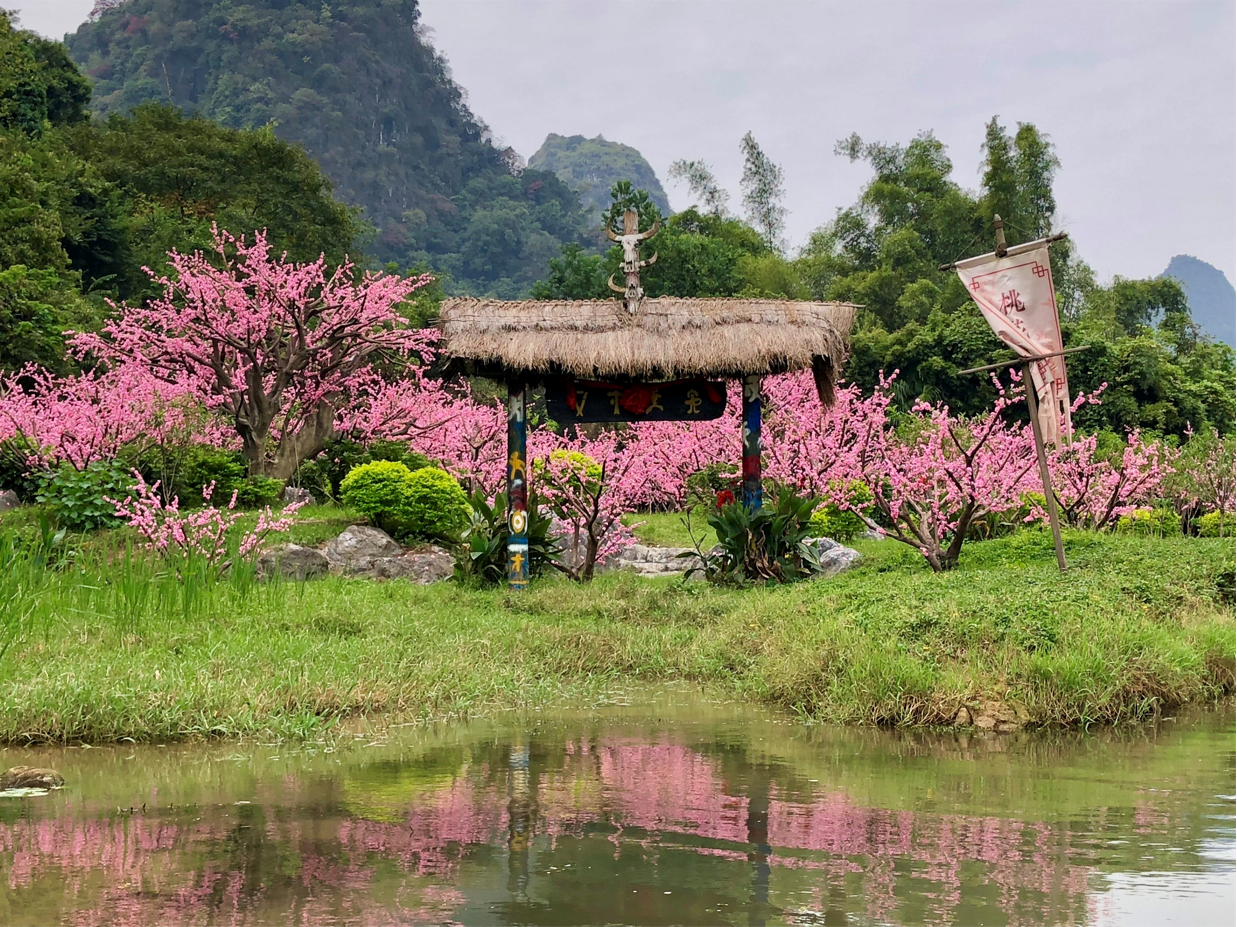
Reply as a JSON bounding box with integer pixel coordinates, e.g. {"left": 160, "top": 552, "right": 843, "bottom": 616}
{"left": 438, "top": 296, "right": 859, "bottom": 402}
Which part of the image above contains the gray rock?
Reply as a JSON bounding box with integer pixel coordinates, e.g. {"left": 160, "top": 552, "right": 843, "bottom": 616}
{"left": 862, "top": 527, "right": 885, "bottom": 541}
{"left": 1, "top": 766, "right": 64, "bottom": 790}
{"left": 610, "top": 543, "right": 703, "bottom": 576}
{"left": 323, "top": 525, "right": 402, "bottom": 574}
{"left": 807, "top": 537, "right": 863, "bottom": 578}
{"left": 360, "top": 546, "right": 455, "bottom": 583}
{"left": 283, "top": 486, "right": 317, "bottom": 506}
{"left": 0, "top": 489, "right": 19, "bottom": 511}
{"left": 257, "top": 544, "right": 330, "bottom": 580}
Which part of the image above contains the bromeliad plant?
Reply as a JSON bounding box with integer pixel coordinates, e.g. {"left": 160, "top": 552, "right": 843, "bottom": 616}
{"left": 692, "top": 483, "right": 822, "bottom": 585}
{"left": 454, "top": 490, "right": 560, "bottom": 585}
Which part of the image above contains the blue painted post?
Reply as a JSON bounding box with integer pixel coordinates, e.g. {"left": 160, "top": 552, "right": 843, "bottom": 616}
{"left": 506, "top": 380, "right": 529, "bottom": 590}
{"left": 741, "top": 374, "right": 763, "bottom": 511}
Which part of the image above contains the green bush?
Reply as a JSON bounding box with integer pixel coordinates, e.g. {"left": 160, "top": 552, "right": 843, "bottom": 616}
{"left": 402, "top": 467, "right": 470, "bottom": 540}
{"left": 700, "top": 483, "right": 822, "bottom": 585}
{"left": 0, "top": 437, "right": 41, "bottom": 500}
{"left": 1116, "top": 507, "right": 1181, "bottom": 537}
{"left": 1197, "top": 511, "right": 1236, "bottom": 538}
{"left": 685, "top": 462, "right": 739, "bottom": 507}
{"left": 340, "top": 461, "right": 467, "bottom": 540}
{"left": 35, "top": 460, "right": 135, "bottom": 531}
{"left": 809, "top": 480, "right": 873, "bottom": 543}
{"left": 455, "top": 489, "right": 560, "bottom": 585}
{"left": 176, "top": 446, "right": 247, "bottom": 502}
{"left": 339, "top": 460, "right": 413, "bottom": 533}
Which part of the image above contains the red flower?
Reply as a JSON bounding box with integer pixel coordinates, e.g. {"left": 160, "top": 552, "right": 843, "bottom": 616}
{"left": 716, "top": 489, "right": 736, "bottom": 507}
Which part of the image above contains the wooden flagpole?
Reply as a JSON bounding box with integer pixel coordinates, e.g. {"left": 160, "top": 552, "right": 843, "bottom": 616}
{"left": 1022, "top": 360, "right": 1068, "bottom": 572}
{"left": 958, "top": 215, "right": 1069, "bottom": 573}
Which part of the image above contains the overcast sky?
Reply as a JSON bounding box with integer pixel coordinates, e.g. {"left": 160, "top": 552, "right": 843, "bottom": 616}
{"left": 14, "top": 0, "right": 1237, "bottom": 283}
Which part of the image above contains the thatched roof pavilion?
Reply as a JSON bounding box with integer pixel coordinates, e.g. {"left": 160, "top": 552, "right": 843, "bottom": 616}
{"left": 438, "top": 217, "right": 860, "bottom": 590}
{"left": 437, "top": 296, "right": 859, "bottom": 403}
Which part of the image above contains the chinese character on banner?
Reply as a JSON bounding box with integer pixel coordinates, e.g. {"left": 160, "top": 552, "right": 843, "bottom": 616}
{"left": 956, "top": 246, "right": 1071, "bottom": 446}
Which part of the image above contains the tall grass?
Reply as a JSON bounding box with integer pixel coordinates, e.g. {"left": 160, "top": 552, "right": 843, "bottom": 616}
{"left": 0, "top": 526, "right": 1231, "bottom": 744}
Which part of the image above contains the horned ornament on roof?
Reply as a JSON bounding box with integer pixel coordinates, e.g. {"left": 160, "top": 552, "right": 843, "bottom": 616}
{"left": 606, "top": 208, "right": 659, "bottom": 316}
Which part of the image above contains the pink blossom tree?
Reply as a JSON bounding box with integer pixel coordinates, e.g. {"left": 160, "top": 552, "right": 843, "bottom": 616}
{"left": 72, "top": 229, "right": 436, "bottom": 480}
{"left": 852, "top": 374, "right": 1040, "bottom": 571}
{"left": 1044, "top": 429, "right": 1174, "bottom": 530}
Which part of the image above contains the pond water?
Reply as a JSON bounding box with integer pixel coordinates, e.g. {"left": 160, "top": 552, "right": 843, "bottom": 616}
{"left": 1, "top": 690, "right": 1233, "bottom": 926}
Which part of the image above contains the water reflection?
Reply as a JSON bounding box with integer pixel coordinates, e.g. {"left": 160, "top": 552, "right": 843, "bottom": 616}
{"left": 1, "top": 693, "right": 1232, "bottom": 926}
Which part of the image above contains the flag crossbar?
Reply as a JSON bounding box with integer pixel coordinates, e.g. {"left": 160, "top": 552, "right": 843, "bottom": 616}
{"left": 957, "top": 344, "right": 1094, "bottom": 376}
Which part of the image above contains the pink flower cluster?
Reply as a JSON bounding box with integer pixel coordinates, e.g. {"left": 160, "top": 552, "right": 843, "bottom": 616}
{"left": 108, "top": 473, "right": 303, "bottom": 568}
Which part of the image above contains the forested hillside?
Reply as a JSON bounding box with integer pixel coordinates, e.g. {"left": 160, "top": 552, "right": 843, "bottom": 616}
{"left": 0, "top": 10, "right": 364, "bottom": 372}
{"left": 66, "top": 0, "right": 595, "bottom": 295}
{"left": 529, "top": 134, "right": 670, "bottom": 219}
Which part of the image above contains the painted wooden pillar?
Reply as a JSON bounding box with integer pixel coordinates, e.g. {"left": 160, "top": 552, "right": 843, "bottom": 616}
{"left": 506, "top": 379, "right": 529, "bottom": 590}
{"left": 741, "top": 374, "right": 763, "bottom": 511}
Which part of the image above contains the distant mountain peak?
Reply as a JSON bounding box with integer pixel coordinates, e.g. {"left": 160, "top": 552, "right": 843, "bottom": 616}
{"left": 529, "top": 134, "right": 670, "bottom": 217}
{"left": 1160, "top": 255, "right": 1235, "bottom": 347}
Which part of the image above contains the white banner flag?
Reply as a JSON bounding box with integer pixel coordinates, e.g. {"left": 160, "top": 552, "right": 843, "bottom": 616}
{"left": 956, "top": 243, "right": 1071, "bottom": 446}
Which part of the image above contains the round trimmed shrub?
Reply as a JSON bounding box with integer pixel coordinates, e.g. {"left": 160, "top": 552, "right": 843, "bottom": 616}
{"left": 1197, "top": 511, "right": 1235, "bottom": 538}
{"left": 401, "top": 467, "right": 469, "bottom": 539}
{"left": 340, "top": 461, "right": 468, "bottom": 540}
{"left": 1115, "top": 507, "right": 1181, "bottom": 537}
{"left": 340, "top": 460, "right": 414, "bottom": 530}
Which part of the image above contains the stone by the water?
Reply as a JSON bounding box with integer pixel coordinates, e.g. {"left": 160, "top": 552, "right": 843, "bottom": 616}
{"left": 0, "top": 766, "right": 64, "bottom": 790}
{"left": 257, "top": 544, "right": 330, "bottom": 580}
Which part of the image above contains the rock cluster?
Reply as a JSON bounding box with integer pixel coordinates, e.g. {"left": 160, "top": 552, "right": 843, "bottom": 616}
{"left": 954, "top": 701, "right": 1031, "bottom": 732}
{"left": 258, "top": 525, "right": 452, "bottom": 584}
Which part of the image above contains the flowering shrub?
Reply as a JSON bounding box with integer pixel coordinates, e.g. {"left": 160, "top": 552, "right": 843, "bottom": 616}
{"left": 849, "top": 376, "right": 1040, "bottom": 572}
{"left": 538, "top": 438, "right": 637, "bottom": 581}
{"left": 1042, "top": 429, "right": 1172, "bottom": 530}
{"left": 108, "top": 474, "right": 301, "bottom": 572}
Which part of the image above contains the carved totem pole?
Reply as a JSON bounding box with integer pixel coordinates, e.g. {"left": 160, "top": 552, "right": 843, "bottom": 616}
{"left": 606, "top": 208, "right": 659, "bottom": 314}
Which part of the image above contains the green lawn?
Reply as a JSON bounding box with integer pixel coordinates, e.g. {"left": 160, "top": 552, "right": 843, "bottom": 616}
{"left": 1, "top": 522, "right": 1231, "bottom": 744}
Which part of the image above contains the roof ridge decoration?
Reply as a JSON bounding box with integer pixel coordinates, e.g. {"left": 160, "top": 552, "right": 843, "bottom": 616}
{"left": 604, "top": 208, "right": 659, "bottom": 316}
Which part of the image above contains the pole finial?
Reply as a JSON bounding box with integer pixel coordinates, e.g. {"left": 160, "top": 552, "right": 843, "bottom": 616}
{"left": 993, "top": 214, "right": 1008, "bottom": 257}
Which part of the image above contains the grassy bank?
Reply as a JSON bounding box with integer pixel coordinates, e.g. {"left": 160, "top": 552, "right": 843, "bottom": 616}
{"left": 0, "top": 526, "right": 1232, "bottom": 743}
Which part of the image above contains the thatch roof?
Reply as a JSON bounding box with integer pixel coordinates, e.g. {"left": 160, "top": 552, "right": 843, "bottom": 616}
{"left": 437, "top": 296, "right": 859, "bottom": 393}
